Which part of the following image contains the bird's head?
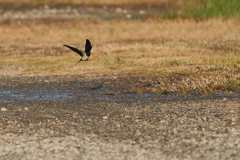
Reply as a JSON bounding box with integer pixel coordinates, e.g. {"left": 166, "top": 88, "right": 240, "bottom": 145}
{"left": 86, "top": 52, "right": 91, "bottom": 57}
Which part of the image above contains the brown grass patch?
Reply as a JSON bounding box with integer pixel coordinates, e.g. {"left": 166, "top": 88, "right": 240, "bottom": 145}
{"left": 1, "top": 19, "right": 240, "bottom": 92}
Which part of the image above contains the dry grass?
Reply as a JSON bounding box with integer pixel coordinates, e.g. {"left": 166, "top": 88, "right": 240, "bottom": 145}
{"left": 1, "top": 19, "right": 240, "bottom": 92}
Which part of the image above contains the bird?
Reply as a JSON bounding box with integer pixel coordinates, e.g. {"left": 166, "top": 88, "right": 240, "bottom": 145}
{"left": 63, "top": 39, "right": 92, "bottom": 65}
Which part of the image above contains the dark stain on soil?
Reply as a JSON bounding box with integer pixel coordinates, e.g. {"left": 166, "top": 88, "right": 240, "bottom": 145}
{"left": 1, "top": 75, "right": 239, "bottom": 104}
{"left": 1, "top": 75, "right": 240, "bottom": 159}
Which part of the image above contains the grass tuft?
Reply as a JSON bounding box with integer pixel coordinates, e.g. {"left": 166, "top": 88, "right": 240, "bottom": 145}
{"left": 163, "top": 0, "right": 240, "bottom": 19}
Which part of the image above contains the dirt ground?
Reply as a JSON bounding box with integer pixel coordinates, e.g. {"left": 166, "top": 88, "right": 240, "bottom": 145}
{"left": 1, "top": 2, "right": 240, "bottom": 160}
{"left": 1, "top": 75, "right": 240, "bottom": 159}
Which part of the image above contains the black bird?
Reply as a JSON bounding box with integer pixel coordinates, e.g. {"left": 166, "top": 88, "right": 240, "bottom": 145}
{"left": 64, "top": 39, "right": 92, "bottom": 65}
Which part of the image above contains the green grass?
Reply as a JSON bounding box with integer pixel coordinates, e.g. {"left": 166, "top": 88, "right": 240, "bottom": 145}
{"left": 152, "top": 70, "right": 164, "bottom": 75}
{"left": 31, "top": 60, "right": 48, "bottom": 66}
{"left": 0, "top": 60, "right": 8, "bottom": 65}
{"left": 168, "top": 59, "right": 180, "bottom": 66}
{"left": 2, "top": 0, "right": 240, "bottom": 20}
{"left": 102, "top": 57, "right": 127, "bottom": 65}
{"left": 163, "top": 0, "right": 240, "bottom": 19}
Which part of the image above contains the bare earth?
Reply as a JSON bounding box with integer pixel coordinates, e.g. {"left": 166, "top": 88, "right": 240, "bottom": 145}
{"left": 1, "top": 2, "right": 240, "bottom": 160}
{"left": 1, "top": 75, "right": 240, "bottom": 160}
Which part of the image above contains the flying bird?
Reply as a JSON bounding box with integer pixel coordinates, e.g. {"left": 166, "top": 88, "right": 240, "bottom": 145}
{"left": 64, "top": 39, "right": 92, "bottom": 65}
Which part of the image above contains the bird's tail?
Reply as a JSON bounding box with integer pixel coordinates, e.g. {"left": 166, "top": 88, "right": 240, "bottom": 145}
{"left": 74, "top": 59, "right": 82, "bottom": 65}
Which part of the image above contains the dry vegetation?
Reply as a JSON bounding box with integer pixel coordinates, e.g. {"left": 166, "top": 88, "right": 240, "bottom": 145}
{"left": 1, "top": 19, "right": 240, "bottom": 92}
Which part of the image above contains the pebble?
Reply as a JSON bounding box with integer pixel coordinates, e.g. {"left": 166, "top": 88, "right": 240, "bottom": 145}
{"left": 125, "top": 115, "right": 131, "bottom": 119}
{"left": 139, "top": 10, "right": 146, "bottom": 15}
{"left": 0, "top": 99, "right": 240, "bottom": 159}
{"left": 1, "top": 108, "right": 7, "bottom": 111}
{"left": 115, "top": 7, "right": 122, "bottom": 13}
{"left": 103, "top": 116, "right": 108, "bottom": 120}
{"left": 126, "top": 14, "right": 132, "bottom": 19}
{"left": 44, "top": 5, "right": 49, "bottom": 10}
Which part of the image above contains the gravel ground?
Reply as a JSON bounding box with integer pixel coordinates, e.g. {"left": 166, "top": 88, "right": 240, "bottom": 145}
{"left": 1, "top": 75, "right": 240, "bottom": 159}
{"left": 0, "top": 3, "right": 164, "bottom": 21}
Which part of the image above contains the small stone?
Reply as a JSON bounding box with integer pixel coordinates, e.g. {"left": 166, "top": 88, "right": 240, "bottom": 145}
{"left": 116, "top": 8, "right": 122, "bottom": 13}
{"left": 1, "top": 108, "right": 7, "bottom": 112}
{"left": 126, "top": 14, "right": 132, "bottom": 19}
{"left": 123, "top": 10, "right": 127, "bottom": 14}
{"left": 44, "top": 4, "right": 49, "bottom": 10}
{"left": 103, "top": 116, "right": 108, "bottom": 120}
{"left": 125, "top": 115, "right": 131, "bottom": 119}
{"left": 223, "top": 98, "right": 227, "bottom": 101}
{"left": 139, "top": 10, "right": 146, "bottom": 15}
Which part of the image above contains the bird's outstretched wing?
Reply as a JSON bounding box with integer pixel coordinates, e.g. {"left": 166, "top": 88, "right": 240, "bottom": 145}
{"left": 63, "top": 44, "right": 84, "bottom": 57}
{"left": 85, "top": 39, "right": 92, "bottom": 53}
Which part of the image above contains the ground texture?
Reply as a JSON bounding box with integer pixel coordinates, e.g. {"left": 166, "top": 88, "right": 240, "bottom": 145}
{"left": 1, "top": 75, "right": 240, "bottom": 159}
{"left": 1, "top": 2, "right": 240, "bottom": 160}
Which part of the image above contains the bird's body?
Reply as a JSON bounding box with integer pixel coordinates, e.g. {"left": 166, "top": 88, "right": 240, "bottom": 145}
{"left": 64, "top": 39, "right": 92, "bottom": 65}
